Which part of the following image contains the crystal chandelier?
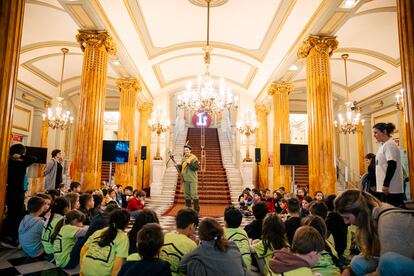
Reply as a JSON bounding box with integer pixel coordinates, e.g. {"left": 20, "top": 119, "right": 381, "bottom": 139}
{"left": 149, "top": 106, "right": 170, "bottom": 160}
{"left": 237, "top": 109, "right": 259, "bottom": 162}
{"left": 177, "top": 0, "right": 238, "bottom": 115}
{"left": 334, "top": 54, "right": 364, "bottom": 134}
{"left": 42, "top": 48, "right": 74, "bottom": 130}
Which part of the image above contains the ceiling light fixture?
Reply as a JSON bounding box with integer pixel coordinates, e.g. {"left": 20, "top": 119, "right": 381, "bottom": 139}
{"left": 42, "top": 48, "right": 74, "bottom": 130}
{"left": 334, "top": 54, "right": 363, "bottom": 134}
{"left": 177, "top": 0, "right": 238, "bottom": 115}
{"left": 342, "top": 0, "right": 357, "bottom": 9}
{"left": 289, "top": 64, "right": 298, "bottom": 71}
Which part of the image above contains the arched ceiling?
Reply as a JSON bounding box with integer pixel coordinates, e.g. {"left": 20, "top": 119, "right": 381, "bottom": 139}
{"left": 18, "top": 0, "right": 402, "bottom": 112}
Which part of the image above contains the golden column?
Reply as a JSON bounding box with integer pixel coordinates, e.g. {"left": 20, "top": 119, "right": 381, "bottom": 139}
{"left": 72, "top": 30, "right": 116, "bottom": 191}
{"left": 397, "top": 0, "right": 414, "bottom": 196}
{"left": 255, "top": 104, "right": 269, "bottom": 190}
{"left": 268, "top": 82, "right": 294, "bottom": 191}
{"left": 34, "top": 101, "right": 50, "bottom": 193}
{"left": 0, "top": 0, "right": 25, "bottom": 223}
{"left": 298, "top": 35, "right": 338, "bottom": 196}
{"left": 137, "top": 102, "right": 153, "bottom": 191}
{"left": 115, "top": 78, "right": 140, "bottom": 186}
{"left": 357, "top": 122, "right": 365, "bottom": 176}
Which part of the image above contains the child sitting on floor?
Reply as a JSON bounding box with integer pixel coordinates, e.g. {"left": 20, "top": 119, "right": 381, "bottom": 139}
{"left": 118, "top": 223, "right": 171, "bottom": 276}
{"left": 223, "top": 206, "right": 251, "bottom": 270}
{"left": 18, "top": 196, "right": 46, "bottom": 257}
{"left": 269, "top": 226, "right": 325, "bottom": 275}
{"left": 160, "top": 208, "right": 199, "bottom": 275}
{"left": 80, "top": 209, "right": 130, "bottom": 276}
{"left": 51, "top": 210, "right": 87, "bottom": 268}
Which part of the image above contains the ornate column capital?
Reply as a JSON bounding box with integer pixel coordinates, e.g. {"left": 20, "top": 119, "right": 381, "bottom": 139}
{"left": 255, "top": 104, "right": 270, "bottom": 114}
{"left": 138, "top": 102, "right": 153, "bottom": 112}
{"left": 297, "top": 35, "right": 338, "bottom": 59}
{"left": 268, "top": 82, "right": 294, "bottom": 96}
{"left": 116, "top": 78, "right": 141, "bottom": 93}
{"left": 76, "top": 30, "right": 116, "bottom": 56}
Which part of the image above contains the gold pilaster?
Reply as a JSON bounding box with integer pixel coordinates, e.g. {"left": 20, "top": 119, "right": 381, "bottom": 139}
{"left": 115, "top": 78, "right": 141, "bottom": 186}
{"left": 268, "top": 82, "right": 293, "bottom": 191}
{"left": 298, "top": 35, "right": 338, "bottom": 196}
{"left": 0, "top": 0, "right": 25, "bottom": 223}
{"left": 72, "top": 30, "right": 116, "bottom": 191}
{"left": 357, "top": 122, "right": 365, "bottom": 176}
{"left": 255, "top": 104, "right": 269, "bottom": 190}
{"left": 397, "top": 0, "right": 414, "bottom": 197}
{"left": 33, "top": 101, "right": 50, "bottom": 193}
{"left": 137, "top": 102, "right": 153, "bottom": 191}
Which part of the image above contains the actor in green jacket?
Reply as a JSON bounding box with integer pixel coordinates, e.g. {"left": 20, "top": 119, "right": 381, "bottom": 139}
{"left": 180, "top": 143, "right": 200, "bottom": 213}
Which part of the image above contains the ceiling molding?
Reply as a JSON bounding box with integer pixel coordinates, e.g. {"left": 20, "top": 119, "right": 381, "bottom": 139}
{"left": 65, "top": 3, "right": 98, "bottom": 29}
{"left": 21, "top": 41, "right": 79, "bottom": 54}
{"left": 26, "top": 0, "right": 65, "bottom": 12}
{"left": 335, "top": 47, "right": 400, "bottom": 67}
{"left": 357, "top": 82, "right": 401, "bottom": 107}
{"left": 254, "top": 0, "right": 332, "bottom": 104}
{"left": 87, "top": 0, "right": 154, "bottom": 101}
{"left": 21, "top": 52, "right": 84, "bottom": 87}
{"left": 124, "top": 0, "right": 296, "bottom": 62}
{"left": 17, "top": 80, "right": 52, "bottom": 101}
{"left": 354, "top": 7, "right": 397, "bottom": 17}
{"left": 152, "top": 53, "right": 257, "bottom": 89}
{"left": 330, "top": 57, "right": 386, "bottom": 92}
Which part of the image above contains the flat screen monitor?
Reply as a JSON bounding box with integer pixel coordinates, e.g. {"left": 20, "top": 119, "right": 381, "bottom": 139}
{"left": 25, "top": 146, "right": 48, "bottom": 164}
{"left": 280, "top": 143, "right": 308, "bottom": 165}
{"left": 102, "top": 140, "right": 130, "bottom": 163}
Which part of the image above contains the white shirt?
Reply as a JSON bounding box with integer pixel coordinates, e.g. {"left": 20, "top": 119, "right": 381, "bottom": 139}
{"left": 375, "top": 139, "right": 403, "bottom": 193}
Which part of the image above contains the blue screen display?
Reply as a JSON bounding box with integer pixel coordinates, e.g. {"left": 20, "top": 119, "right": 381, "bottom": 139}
{"left": 102, "top": 140, "right": 130, "bottom": 163}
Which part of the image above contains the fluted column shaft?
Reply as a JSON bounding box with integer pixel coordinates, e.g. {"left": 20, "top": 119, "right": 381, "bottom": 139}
{"left": 357, "top": 122, "right": 365, "bottom": 176}
{"left": 298, "top": 35, "right": 338, "bottom": 195}
{"left": 255, "top": 104, "right": 269, "bottom": 190}
{"left": 0, "top": 0, "right": 25, "bottom": 223}
{"left": 72, "top": 30, "right": 116, "bottom": 191}
{"left": 137, "top": 103, "right": 153, "bottom": 191}
{"left": 115, "top": 79, "right": 140, "bottom": 186}
{"left": 268, "top": 82, "right": 293, "bottom": 191}
{"left": 397, "top": 0, "right": 414, "bottom": 197}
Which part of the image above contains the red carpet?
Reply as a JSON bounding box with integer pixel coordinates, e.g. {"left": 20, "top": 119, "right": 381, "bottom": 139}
{"left": 163, "top": 128, "right": 232, "bottom": 217}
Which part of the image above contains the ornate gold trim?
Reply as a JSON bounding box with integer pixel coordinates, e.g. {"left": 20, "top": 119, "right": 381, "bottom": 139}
{"left": 89, "top": 0, "right": 154, "bottom": 100}
{"left": 268, "top": 82, "right": 294, "bottom": 96}
{"left": 319, "top": 12, "right": 349, "bottom": 35}
{"left": 76, "top": 30, "right": 116, "bottom": 56}
{"left": 26, "top": 0, "right": 65, "bottom": 12}
{"left": 66, "top": 4, "right": 97, "bottom": 29}
{"left": 21, "top": 52, "right": 84, "bottom": 87}
{"left": 116, "top": 78, "right": 141, "bottom": 92}
{"left": 297, "top": 35, "right": 338, "bottom": 58}
{"left": 331, "top": 57, "right": 386, "bottom": 92}
{"left": 152, "top": 53, "right": 257, "bottom": 89}
{"left": 254, "top": 0, "right": 331, "bottom": 103}
{"left": 354, "top": 7, "right": 397, "bottom": 17}
{"left": 124, "top": 0, "right": 295, "bottom": 62}
{"left": 13, "top": 105, "right": 32, "bottom": 132}
{"left": 17, "top": 81, "right": 52, "bottom": 100}
{"left": 335, "top": 47, "right": 400, "bottom": 67}
{"left": 188, "top": 0, "right": 229, "bottom": 7}
{"left": 21, "top": 41, "right": 79, "bottom": 54}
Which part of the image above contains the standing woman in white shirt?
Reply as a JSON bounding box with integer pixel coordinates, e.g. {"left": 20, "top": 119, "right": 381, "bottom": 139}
{"left": 373, "top": 122, "right": 404, "bottom": 207}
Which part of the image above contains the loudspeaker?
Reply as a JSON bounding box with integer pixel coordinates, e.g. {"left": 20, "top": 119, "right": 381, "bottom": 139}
{"left": 140, "top": 146, "right": 147, "bottom": 160}
{"left": 255, "top": 148, "right": 261, "bottom": 163}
